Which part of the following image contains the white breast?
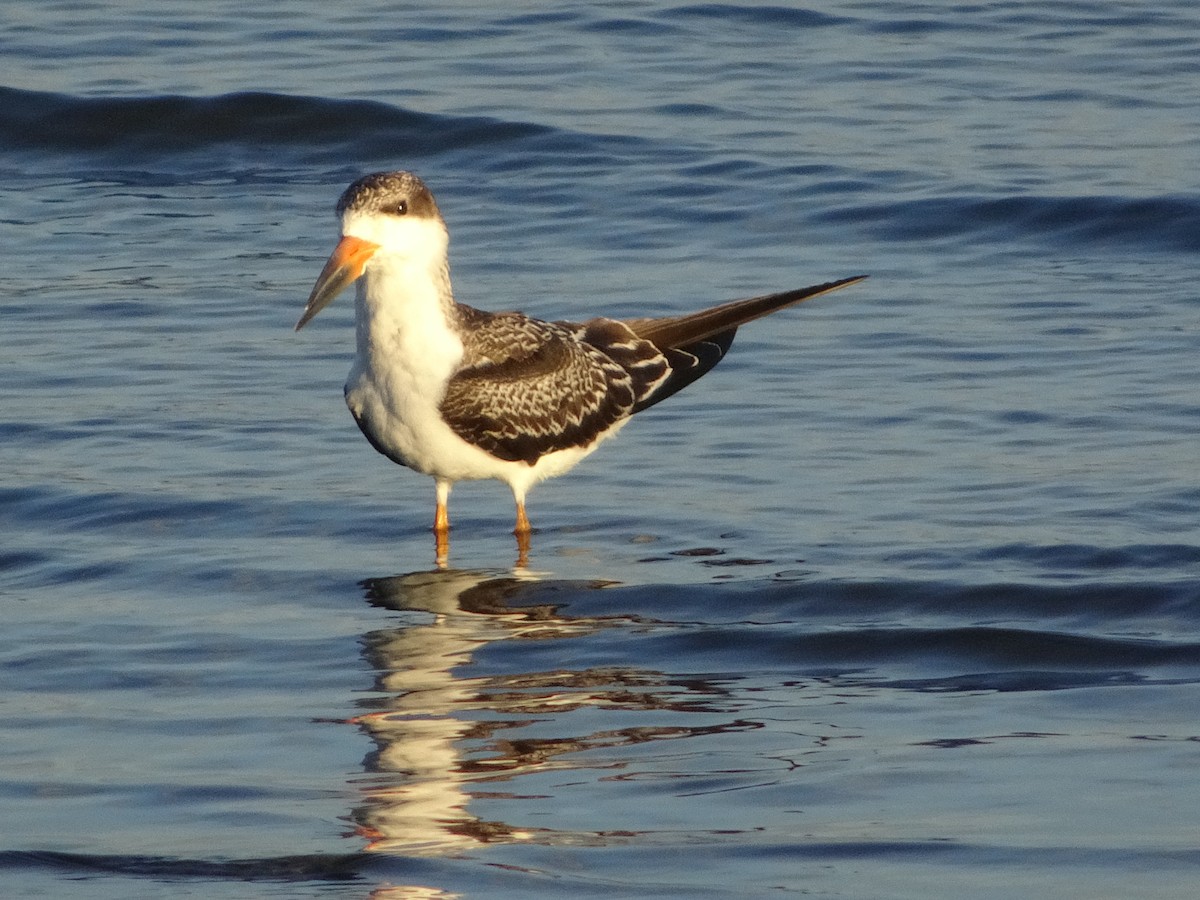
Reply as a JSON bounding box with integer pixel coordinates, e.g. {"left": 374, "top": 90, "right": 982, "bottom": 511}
{"left": 343, "top": 258, "right": 515, "bottom": 483}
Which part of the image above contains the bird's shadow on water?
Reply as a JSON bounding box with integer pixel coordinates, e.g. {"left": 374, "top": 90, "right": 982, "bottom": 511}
{"left": 342, "top": 566, "right": 749, "bottom": 859}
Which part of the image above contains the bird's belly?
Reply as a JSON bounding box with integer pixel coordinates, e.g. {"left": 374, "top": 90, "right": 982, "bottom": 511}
{"left": 344, "top": 365, "right": 512, "bottom": 483}
{"left": 344, "top": 369, "right": 626, "bottom": 491}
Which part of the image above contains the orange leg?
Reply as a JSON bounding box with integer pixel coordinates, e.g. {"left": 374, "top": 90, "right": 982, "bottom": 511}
{"left": 434, "top": 481, "right": 451, "bottom": 568}
{"left": 513, "top": 499, "right": 531, "bottom": 567}
{"left": 514, "top": 499, "right": 531, "bottom": 536}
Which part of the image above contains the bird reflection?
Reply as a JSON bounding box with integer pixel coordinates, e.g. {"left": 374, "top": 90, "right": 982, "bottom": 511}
{"left": 344, "top": 567, "right": 739, "bottom": 856}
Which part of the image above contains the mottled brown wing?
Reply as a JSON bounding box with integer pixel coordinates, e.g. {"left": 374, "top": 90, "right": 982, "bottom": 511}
{"left": 558, "top": 317, "right": 672, "bottom": 408}
{"left": 440, "top": 311, "right": 659, "bottom": 465}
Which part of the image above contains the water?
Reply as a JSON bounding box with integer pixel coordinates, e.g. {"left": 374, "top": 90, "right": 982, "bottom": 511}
{"left": 3, "top": 2, "right": 1199, "bottom": 897}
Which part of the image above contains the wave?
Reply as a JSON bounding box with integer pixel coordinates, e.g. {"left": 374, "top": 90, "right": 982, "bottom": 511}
{"left": 0, "top": 86, "right": 601, "bottom": 173}
{"left": 0, "top": 849, "right": 364, "bottom": 882}
{"left": 818, "top": 193, "right": 1200, "bottom": 252}
{"left": 667, "top": 4, "right": 854, "bottom": 29}
{"left": 636, "top": 623, "right": 1200, "bottom": 671}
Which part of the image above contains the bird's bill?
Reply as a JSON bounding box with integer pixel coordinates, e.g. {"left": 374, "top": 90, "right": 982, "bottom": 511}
{"left": 294, "top": 235, "right": 380, "bottom": 330}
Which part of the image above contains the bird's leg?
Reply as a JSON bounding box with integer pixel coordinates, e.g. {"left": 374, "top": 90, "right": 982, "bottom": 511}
{"left": 514, "top": 500, "right": 531, "bottom": 567}
{"left": 434, "top": 480, "right": 452, "bottom": 533}
{"left": 513, "top": 499, "right": 531, "bottom": 536}
{"left": 434, "top": 480, "right": 451, "bottom": 568}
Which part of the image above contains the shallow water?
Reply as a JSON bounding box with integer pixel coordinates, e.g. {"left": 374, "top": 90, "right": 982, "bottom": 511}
{"left": 3, "top": 2, "right": 1200, "bottom": 897}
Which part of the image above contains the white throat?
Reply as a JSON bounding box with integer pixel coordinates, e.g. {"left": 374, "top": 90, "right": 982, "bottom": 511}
{"left": 354, "top": 251, "right": 458, "bottom": 366}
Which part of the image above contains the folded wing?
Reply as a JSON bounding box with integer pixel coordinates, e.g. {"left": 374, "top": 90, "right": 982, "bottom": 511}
{"left": 439, "top": 276, "right": 866, "bottom": 464}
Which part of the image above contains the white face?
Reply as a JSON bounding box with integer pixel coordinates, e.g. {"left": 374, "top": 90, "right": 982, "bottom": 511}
{"left": 341, "top": 209, "right": 449, "bottom": 267}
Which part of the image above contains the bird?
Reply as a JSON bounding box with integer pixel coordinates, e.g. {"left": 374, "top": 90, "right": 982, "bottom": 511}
{"left": 295, "top": 171, "right": 865, "bottom": 561}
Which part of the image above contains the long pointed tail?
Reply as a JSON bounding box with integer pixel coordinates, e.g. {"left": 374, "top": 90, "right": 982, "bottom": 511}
{"left": 626, "top": 274, "right": 867, "bottom": 349}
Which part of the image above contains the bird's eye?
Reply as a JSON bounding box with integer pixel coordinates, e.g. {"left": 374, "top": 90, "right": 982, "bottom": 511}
{"left": 382, "top": 200, "right": 408, "bottom": 216}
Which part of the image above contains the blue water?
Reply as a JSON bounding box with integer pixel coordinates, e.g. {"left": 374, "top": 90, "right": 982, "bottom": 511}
{"left": 3, "top": 2, "right": 1200, "bottom": 897}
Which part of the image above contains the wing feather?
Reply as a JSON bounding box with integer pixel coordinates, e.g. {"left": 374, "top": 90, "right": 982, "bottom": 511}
{"left": 440, "top": 310, "right": 661, "bottom": 465}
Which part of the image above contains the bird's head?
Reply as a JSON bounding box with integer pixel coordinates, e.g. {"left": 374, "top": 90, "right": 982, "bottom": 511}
{"left": 295, "top": 171, "right": 447, "bottom": 330}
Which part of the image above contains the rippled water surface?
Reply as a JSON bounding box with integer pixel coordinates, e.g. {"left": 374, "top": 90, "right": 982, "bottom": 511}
{"left": 3, "top": 2, "right": 1200, "bottom": 897}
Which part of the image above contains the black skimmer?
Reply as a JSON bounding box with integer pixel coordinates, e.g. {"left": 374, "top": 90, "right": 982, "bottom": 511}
{"left": 296, "top": 171, "right": 864, "bottom": 561}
